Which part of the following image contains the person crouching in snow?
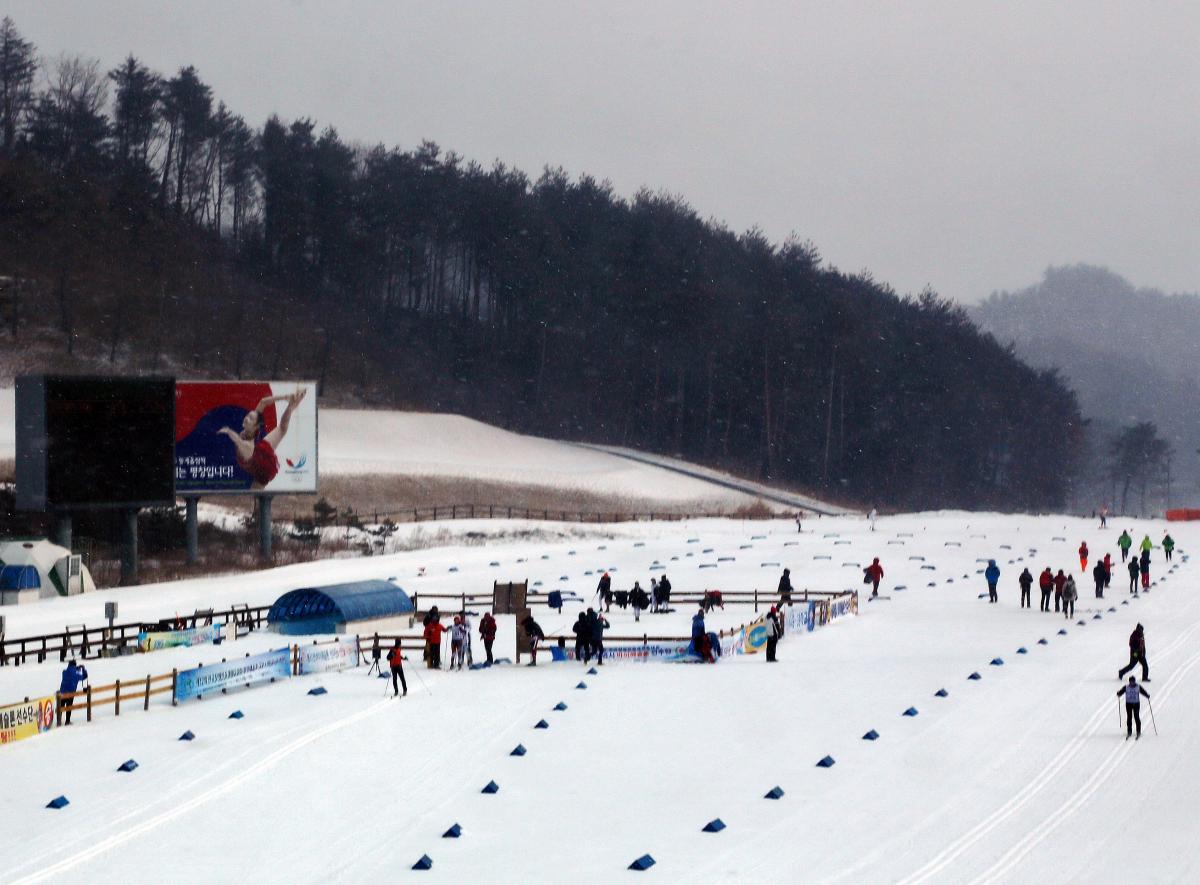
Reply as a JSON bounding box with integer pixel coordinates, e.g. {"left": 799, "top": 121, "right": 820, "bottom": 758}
{"left": 450, "top": 616, "right": 468, "bottom": 670}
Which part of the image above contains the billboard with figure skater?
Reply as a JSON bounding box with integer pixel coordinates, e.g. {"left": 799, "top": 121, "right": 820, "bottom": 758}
{"left": 175, "top": 381, "right": 318, "bottom": 494}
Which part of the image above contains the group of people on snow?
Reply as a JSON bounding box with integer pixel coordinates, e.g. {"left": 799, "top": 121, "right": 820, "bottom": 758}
{"left": 593, "top": 571, "right": 672, "bottom": 617}
{"left": 571, "top": 609, "right": 611, "bottom": 665}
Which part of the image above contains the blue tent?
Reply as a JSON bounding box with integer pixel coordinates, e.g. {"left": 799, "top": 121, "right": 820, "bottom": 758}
{"left": 0, "top": 564, "right": 41, "bottom": 591}
{"left": 268, "top": 580, "right": 414, "bottom": 635}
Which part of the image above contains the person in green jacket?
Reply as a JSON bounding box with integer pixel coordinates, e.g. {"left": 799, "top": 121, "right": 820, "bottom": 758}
{"left": 1163, "top": 534, "right": 1175, "bottom": 561}
{"left": 1118, "top": 530, "right": 1133, "bottom": 562}
{"left": 1140, "top": 534, "right": 1154, "bottom": 554}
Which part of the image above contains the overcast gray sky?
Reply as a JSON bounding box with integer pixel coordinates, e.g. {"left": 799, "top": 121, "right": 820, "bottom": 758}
{"left": 8, "top": 0, "right": 1198, "bottom": 302}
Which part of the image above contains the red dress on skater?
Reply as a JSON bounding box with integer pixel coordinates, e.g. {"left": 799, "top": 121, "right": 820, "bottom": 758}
{"left": 238, "top": 437, "right": 279, "bottom": 486}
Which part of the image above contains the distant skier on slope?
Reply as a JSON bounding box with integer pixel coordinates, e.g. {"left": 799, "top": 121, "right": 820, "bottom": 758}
{"left": 1162, "top": 533, "right": 1175, "bottom": 561}
{"left": 868, "top": 507, "right": 878, "bottom": 532}
{"left": 1102, "top": 552, "right": 1113, "bottom": 588}
{"left": 864, "top": 558, "right": 884, "bottom": 599}
{"left": 1062, "top": 574, "right": 1077, "bottom": 619}
{"left": 1118, "top": 676, "right": 1150, "bottom": 740}
{"left": 1118, "top": 530, "right": 1133, "bottom": 563}
{"left": 387, "top": 640, "right": 407, "bottom": 697}
{"left": 1078, "top": 541, "right": 1089, "bottom": 571}
{"left": 1038, "top": 567, "right": 1053, "bottom": 612}
{"left": 1118, "top": 624, "right": 1150, "bottom": 682}
{"left": 1018, "top": 567, "right": 1033, "bottom": 609}
{"left": 984, "top": 560, "right": 1001, "bottom": 604}
{"left": 1092, "top": 560, "right": 1107, "bottom": 599}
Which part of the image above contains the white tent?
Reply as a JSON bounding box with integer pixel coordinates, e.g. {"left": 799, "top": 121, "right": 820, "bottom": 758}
{"left": 0, "top": 538, "right": 96, "bottom": 605}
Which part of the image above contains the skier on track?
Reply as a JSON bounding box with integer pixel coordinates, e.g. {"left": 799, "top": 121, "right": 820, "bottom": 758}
{"left": 1053, "top": 569, "right": 1067, "bottom": 612}
{"left": 1092, "top": 560, "right": 1107, "bottom": 599}
{"left": 1118, "top": 676, "right": 1150, "bottom": 740}
{"left": 985, "top": 560, "right": 1001, "bottom": 603}
{"left": 864, "top": 558, "right": 884, "bottom": 599}
{"left": 1127, "top": 557, "right": 1140, "bottom": 594}
{"left": 765, "top": 607, "right": 782, "bottom": 662}
{"left": 1118, "top": 624, "right": 1150, "bottom": 682}
{"left": 1078, "top": 541, "right": 1089, "bottom": 571}
{"left": 387, "top": 640, "right": 407, "bottom": 697}
{"left": 1103, "top": 552, "right": 1113, "bottom": 588}
{"left": 479, "top": 611, "right": 497, "bottom": 665}
{"left": 1018, "top": 567, "right": 1033, "bottom": 609}
{"left": 1062, "top": 574, "right": 1077, "bottom": 619}
{"left": 1038, "top": 567, "right": 1053, "bottom": 612}
{"left": 1118, "top": 530, "right": 1133, "bottom": 562}
{"left": 1162, "top": 534, "right": 1175, "bottom": 561}
{"left": 450, "top": 616, "right": 467, "bottom": 670}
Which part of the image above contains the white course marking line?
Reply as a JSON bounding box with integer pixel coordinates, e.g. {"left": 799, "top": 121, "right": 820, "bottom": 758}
{"left": 969, "top": 644, "right": 1200, "bottom": 885}
{"left": 896, "top": 617, "right": 1200, "bottom": 885}
{"left": 9, "top": 698, "right": 392, "bottom": 885}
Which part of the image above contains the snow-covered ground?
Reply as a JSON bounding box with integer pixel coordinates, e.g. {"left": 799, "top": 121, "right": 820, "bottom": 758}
{"left": 1, "top": 511, "right": 1196, "bottom": 884}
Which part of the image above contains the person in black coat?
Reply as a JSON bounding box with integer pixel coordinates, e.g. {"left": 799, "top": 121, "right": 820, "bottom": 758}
{"left": 1018, "top": 568, "right": 1033, "bottom": 608}
{"left": 595, "top": 573, "right": 613, "bottom": 612}
{"left": 1127, "top": 557, "right": 1140, "bottom": 594}
{"left": 572, "top": 612, "right": 592, "bottom": 663}
{"left": 590, "top": 611, "right": 610, "bottom": 665}
{"left": 765, "top": 607, "right": 782, "bottom": 662}
{"left": 658, "top": 574, "right": 672, "bottom": 610}
{"left": 778, "top": 568, "right": 793, "bottom": 603}
{"left": 522, "top": 614, "right": 546, "bottom": 666}
{"left": 1092, "top": 561, "right": 1107, "bottom": 599}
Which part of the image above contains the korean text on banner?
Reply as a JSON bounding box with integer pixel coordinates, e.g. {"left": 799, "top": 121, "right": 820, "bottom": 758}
{"left": 137, "top": 623, "right": 222, "bottom": 653}
{"left": 175, "top": 648, "right": 291, "bottom": 701}
{"left": 298, "top": 638, "right": 360, "bottom": 675}
{"left": 0, "top": 696, "right": 55, "bottom": 746}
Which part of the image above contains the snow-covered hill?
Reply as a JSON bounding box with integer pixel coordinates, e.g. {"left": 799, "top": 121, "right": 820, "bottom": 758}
{"left": 0, "top": 511, "right": 1195, "bottom": 883}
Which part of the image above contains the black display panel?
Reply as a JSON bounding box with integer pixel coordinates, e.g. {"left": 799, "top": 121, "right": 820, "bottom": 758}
{"left": 16, "top": 375, "right": 176, "bottom": 510}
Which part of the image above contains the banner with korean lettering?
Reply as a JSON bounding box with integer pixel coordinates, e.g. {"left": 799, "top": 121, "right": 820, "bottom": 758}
{"left": 0, "top": 696, "right": 55, "bottom": 746}
{"left": 175, "top": 648, "right": 292, "bottom": 701}
{"left": 137, "top": 623, "right": 222, "bottom": 653}
{"left": 298, "top": 638, "right": 360, "bottom": 674}
{"left": 175, "top": 381, "right": 318, "bottom": 494}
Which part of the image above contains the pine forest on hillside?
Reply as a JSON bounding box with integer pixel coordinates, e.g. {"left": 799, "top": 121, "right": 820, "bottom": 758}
{"left": 0, "top": 17, "right": 1082, "bottom": 511}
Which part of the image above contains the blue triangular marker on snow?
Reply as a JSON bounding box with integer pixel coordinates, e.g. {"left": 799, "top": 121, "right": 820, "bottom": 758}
{"left": 412, "top": 854, "right": 433, "bottom": 870}
{"left": 510, "top": 744, "right": 527, "bottom": 757}
{"left": 903, "top": 707, "right": 919, "bottom": 717}
{"left": 1093, "top": 614, "right": 1102, "bottom": 620}
{"left": 764, "top": 786, "right": 785, "bottom": 799}
{"left": 1121, "top": 600, "right": 1129, "bottom": 605}
{"left": 308, "top": 686, "right": 327, "bottom": 695}
{"left": 1037, "top": 638, "right": 1048, "bottom": 645}
{"left": 178, "top": 730, "right": 195, "bottom": 741}
{"left": 1109, "top": 607, "right": 1117, "bottom": 612}
{"left": 587, "top": 667, "right": 598, "bottom": 675}
{"left": 1058, "top": 628, "right": 1068, "bottom": 635}
{"left": 481, "top": 781, "right": 500, "bottom": 794}
{"left": 554, "top": 702, "right": 568, "bottom": 711}
{"left": 46, "top": 795, "right": 69, "bottom": 809}
{"left": 816, "top": 755, "right": 836, "bottom": 768}
{"left": 990, "top": 658, "right": 1004, "bottom": 666}
{"left": 228, "top": 710, "right": 244, "bottom": 719}
{"left": 1076, "top": 620, "right": 1087, "bottom": 626}
{"left": 862, "top": 729, "right": 880, "bottom": 741}
{"left": 575, "top": 682, "right": 587, "bottom": 690}
{"left": 968, "top": 672, "right": 981, "bottom": 680}
{"left": 117, "top": 759, "right": 138, "bottom": 772}
{"left": 442, "top": 823, "right": 462, "bottom": 838}
{"left": 703, "top": 818, "right": 726, "bottom": 833}
{"left": 935, "top": 688, "right": 948, "bottom": 697}
{"left": 629, "top": 855, "right": 656, "bottom": 871}
{"left": 534, "top": 719, "right": 549, "bottom": 729}
{"left": 1017, "top": 647, "right": 1028, "bottom": 654}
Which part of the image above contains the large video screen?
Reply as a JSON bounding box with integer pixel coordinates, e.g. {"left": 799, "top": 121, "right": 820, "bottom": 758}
{"left": 16, "top": 375, "right": 176, "bottom": 511}
{"left": 175, "top": 381, "right": 318, "bottom": 494}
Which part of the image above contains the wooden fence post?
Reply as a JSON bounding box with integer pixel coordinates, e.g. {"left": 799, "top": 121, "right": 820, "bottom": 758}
{"left": 171, "top": 668, "right": 178, "bottom": 706}
{"left": 144, "top": 674, "right": 151, "bottom": 711}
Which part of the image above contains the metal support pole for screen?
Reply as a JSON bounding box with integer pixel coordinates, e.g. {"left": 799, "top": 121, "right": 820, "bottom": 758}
{"left": 120, "top": 508, "right": 139, "bottom": 586}
{"left": 185, "top": 497, "right": 199, "bottom": 565}
{"left": 257, "top": 495, "right": 272, "bottom": 561}
{"left": 53, "top": 512, "right": 72, "bottom": 551}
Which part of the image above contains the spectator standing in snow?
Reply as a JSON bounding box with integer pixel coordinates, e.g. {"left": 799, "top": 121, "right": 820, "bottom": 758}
{"left": 765, "top": 607, "right": 782, "bottom": 662}
{"left": 57, "top": 660, "right": 88, "bottom": 725}
{"left": 422, "top": 606, "right": 441, "bottom": 666}
{"left": 868, "top": 507, "right": 877, "bottom": 531}
{"left": 1062, "top": 575, "right": 1077, "bottom": 619}
{"left": 1092, "top": 561, "right": 1107, "bottom": 599}
{"left": 1053, "top": 569, "right": 1067, "bottom": 612}
{"left": 1118, "top": 624, "right": 1150, "bottom": 681}
{"left": 1139, "top": 550, "right": 1151, "bottom": 590}
{"left": 796, "top": 513, "right": 803, "bottom": 533}
{"left": 387, "top": 640, "right": 407, "bottom": 697}
{"left": 631, "top": 581, "right": 649, "bottom": 622}
{"left": 1118, "top": 530, "right": 1133, "bottom": 562}
{"left": 521, "top": 614, "right": 545, "bottom": 666}
{"left": 1103, "top": 553, "right": 1113, "bottom": 588}
{"left": 572, "top": 612, "right": 591, "bottom": 662}
{"left": 864, "top": 558, "right": 884, "bottom": 599}
{"left": 1078, "top": 541, "right": 1089, "bottom": 571}
{"left": 649, "top": 577, "right": 660, "bottom": 613}
{"left": 1018, "top": 567, "right": 1033, "bottom": 609}
{"left": 424, "top": 616, "right": 447, "bottom": 669}
{"left": 1118, "top": 677, "right": 1150, "bottom": 740}
{"left": 590, "top": 610, "right": 610, "bottom": 665}
{"left": 778, "top": 568, "right": 794, "bottom": 603}
{"left": 1162, "top": 534, "right": 1175, "bottom": 561}
{"left": 479, "top": 612, "right": 497, "bottom": 665}
{"left": 1039, "top": 568, "right": 1053, "bottom": 612}
{"left": 1127, "top": 557, "right": 1140, "bottom": 594}
{"left": 984, "top": 560, "right": 1001, "bottom": 603}
{"left": 1099, "top": 506, "right": 1108, "bottom": 528}
{"left": 658, "top": 573, "right": 672, "bottom": 610}
{"left": 595, "top": 572, "right": 613, "bottom": 612}
{"left": 450, "top": 616, "right": 467, "bottom": 670}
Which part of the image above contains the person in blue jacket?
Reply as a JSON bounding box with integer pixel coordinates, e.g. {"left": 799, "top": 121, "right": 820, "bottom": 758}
{"left": 691, "top": 608, "right": 714, "bottom": 662}
{"left": 58, "top": 659, "right": 88, "bottom": 725}
{"left": 984, "top": 560, "right": 1001, "bottom": 603}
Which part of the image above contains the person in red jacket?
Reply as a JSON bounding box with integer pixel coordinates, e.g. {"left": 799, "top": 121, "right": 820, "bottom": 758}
{"left": 424, "top": 618, "right": 447, "bottom": 669}
{"left": 864, "top": 558, "right": 884, "bottom": 598}
{"left": 1052, "top": 569, "right": 1067, "bottom": 612}
{"left": 1038, "top": 568, "right": 1053, "bottom": 612}
{"left": 479, "top": 612, "right": 498, "bottom": 665}
{"left": 386, "top": 639, "right": 407, "bottom": 697}
{"left": 1078, "top": 541, "right": 1089, "bottom": 572}
{"left": 1102, "top": 553, "right": 1113, "bottom": 589}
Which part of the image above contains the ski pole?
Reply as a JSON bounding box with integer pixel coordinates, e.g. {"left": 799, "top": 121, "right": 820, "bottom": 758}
{"left": 1117, "top": 696, "right": 1122, "bottom": 732}
{"left": 407, "top": 657, "right": 433, "bottom": 696}
{"left": 1147, "top": 698, "right": 1158, "bottom": 735}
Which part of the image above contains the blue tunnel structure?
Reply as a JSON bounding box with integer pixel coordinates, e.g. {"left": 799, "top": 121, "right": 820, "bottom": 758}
{"left": 268, "top": 580, "right": 414, "bottom": 635}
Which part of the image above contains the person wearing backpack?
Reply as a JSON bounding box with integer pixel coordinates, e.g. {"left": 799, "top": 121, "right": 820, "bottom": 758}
{"left": 765, "top": 607, "right": 782, "bottom": 662}
{"left": 386, "top": 640, "right": 407, "bottom": 697}
{"left": 1062, "top": 574, "right": 1078, "bottom": 619}
{"left": 479, "top": 612, "right": 498, "bottom": 665}
{"left": 1118, "top": 676, "right": 1150, "bottom": 740}
{"left": 863, "top": 558, "right": 884, "bottom": 598}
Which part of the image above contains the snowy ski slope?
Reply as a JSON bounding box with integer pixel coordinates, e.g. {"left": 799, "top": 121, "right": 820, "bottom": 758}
{"left": 1, "top": 511, "right": 1197, "bottom": 884}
